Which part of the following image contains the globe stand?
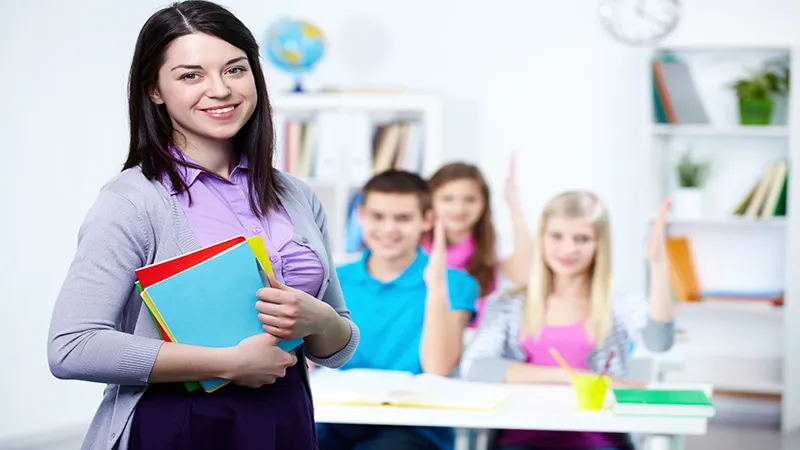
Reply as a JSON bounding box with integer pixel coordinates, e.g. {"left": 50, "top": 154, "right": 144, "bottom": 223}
{"left": 292, "top": 78, "right": 304, "bottom": 93}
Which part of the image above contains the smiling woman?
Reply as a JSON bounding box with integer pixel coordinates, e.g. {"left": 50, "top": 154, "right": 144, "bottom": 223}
{"left": 46, "top": 1, "right": 359, "bottom": 450}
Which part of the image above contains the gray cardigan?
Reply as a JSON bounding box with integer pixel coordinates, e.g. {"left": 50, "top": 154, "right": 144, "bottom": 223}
{"left": 460, "top": 290, "right": 674, "bottom": 382}
{"left": 47, "top": 167, "right": 360, "bottom": 450}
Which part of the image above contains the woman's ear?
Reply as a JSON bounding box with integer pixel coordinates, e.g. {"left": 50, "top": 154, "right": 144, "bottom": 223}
{"left": 150, "top": 88, "right": 165, "bottom": 105}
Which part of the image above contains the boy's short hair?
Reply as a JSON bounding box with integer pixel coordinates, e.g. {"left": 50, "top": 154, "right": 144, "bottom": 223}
{"left": 362, "top": 170, "right": 431, "bottom": 212}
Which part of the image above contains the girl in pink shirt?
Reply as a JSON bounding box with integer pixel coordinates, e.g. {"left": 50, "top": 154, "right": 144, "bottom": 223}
{"left": 422, "top": 155, "right": 532, "bottom": 327}
{"left": 460, "top": 191, "right": 675, "bottom": 450}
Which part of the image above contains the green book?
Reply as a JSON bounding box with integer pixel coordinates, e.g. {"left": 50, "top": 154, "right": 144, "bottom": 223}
{"left": 135, "top": 281, "right": 202, "bottom": 392}
{"left": 612, "top": 388, "right": 715, "bottom": 417}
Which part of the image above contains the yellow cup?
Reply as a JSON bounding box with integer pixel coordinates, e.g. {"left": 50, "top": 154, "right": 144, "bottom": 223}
{"left": 571, "top": 374, "right": 610, "bottom": 411}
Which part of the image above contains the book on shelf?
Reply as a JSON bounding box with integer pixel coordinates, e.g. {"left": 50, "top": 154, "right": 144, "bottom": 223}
{"left": 371, "top": 120, "right": 424, "bottom": 174}
{"left": 665, "top": 236, "right": 701, "bottom": 303}
{"left": 309, "top": 368, "right": 510, "bottom": 410}
{"left": 732, "top": 159, "right": 788, "bottom": 219}
{"left": 652, "top": 53, "right": 709, "bottom": 125}
{"left": 663, "top": 236, "right": 783, "bottom": 305}
{"left": 277, "top": 116, "right": 425, "bottom": 181}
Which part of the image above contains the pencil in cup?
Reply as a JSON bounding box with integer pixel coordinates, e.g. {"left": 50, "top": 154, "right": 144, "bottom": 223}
{"left": 549, "top": 348, "right": 610, "bottom": 411}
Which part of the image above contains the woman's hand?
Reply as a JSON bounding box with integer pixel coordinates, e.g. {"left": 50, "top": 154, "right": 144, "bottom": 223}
{"left": 645, "top": 196, "right": 671, "bottom": 264}
{"left": 424, "top": 220, "right": 448, "bottom": 288}
{"left": 228, "top": 333, "right": 297, "bottom": 388}
{"left": 255, "top": 274, "right": 334, "bottom": 340}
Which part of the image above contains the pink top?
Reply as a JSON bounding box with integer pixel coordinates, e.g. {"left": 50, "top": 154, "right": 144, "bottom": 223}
{"left": 497, "top": 321, "right": 628, "bottom": 448}
{"left": 420, "top": 235, "right": 495, "bottom": 327}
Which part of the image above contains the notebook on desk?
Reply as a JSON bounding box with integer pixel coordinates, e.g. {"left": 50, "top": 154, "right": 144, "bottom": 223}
{"left": 612, "top": 388, "right": 715, "bottom": 418}
{"left": 136, "top": 235, "right": 302, "bottom": 393}
{"left": 310, "top": 368, "right": 510, "bottom": 411}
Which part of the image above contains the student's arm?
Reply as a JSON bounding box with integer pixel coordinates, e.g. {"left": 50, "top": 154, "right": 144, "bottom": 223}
{"left": 48, "top": 189, "right": 294, "bottom": 386}
{"left": 460, "top": 293, "right": 540, "bottom": 382}
{"left": 646, "top": 197, "right": 674, "bottom": 323}
{"left": 641, "top": 196, "right": 675, "bottom": 352}
{"left": 420, "top": 221, "right": 474, "bottom": 376}
{"left": 497, "top": 152, "right": 532, "bottom": 286}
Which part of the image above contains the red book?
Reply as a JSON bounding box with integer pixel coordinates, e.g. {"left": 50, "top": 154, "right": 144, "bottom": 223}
{"left": 136, "top": 235, "right": 246, "bottom": 288}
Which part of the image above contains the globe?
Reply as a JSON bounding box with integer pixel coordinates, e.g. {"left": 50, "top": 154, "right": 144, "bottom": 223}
{"left": 263, "top": 18, "right": 325, "bottom": 92}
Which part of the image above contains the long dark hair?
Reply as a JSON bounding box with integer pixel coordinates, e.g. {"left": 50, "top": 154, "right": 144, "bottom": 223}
{"left": 123, "top": 0, "right": 282, "bottom": 215}
{"left": 428, "top": 163, "right": 497, "bottom": 297}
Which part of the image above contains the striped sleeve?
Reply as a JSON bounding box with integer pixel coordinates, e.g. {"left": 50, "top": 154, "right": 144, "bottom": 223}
{"left": 614, "top": 291, "right": 675, "bottom": 353}
{"left": 459, "top": 292, "right": 526, "bottom": 383}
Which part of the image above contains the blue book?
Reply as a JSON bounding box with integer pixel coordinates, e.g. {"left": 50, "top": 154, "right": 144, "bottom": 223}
{"left": 144, "top": 241, "right": 303, "bottom": 392}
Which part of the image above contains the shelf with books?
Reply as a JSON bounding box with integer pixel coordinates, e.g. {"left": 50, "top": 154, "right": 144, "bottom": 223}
{"left": 645, "top": 44, "right": 800, "bottom": 415}
{"left": 271, "top": 92, "right": 443, "bottom": 260}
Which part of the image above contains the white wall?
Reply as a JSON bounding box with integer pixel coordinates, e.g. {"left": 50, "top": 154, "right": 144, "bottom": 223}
{"left": 1, "top": 0, "right": 799, "bottom": 442}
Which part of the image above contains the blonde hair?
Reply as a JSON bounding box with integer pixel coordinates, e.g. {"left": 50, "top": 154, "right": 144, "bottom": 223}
{"left": 520, "top": 190, "right": 613, "bottom": 345}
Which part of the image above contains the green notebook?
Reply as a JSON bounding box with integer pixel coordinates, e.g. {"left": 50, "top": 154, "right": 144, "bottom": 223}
{"left": 612, "top": 388, "right": 715, "bottom": 417}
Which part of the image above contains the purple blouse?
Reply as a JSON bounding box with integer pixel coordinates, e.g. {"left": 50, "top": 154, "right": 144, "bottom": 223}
{"left": 168, "top": 151, "right": 324, "bottom": 296}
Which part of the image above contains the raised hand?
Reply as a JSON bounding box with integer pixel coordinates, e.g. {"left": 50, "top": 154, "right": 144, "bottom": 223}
{"left": 645, "top": 196, "right": 671, "bottom": 264}
{"left": 255, "top": 274, "right": 334, "bottom": 340}
{"left": 424, "top": 219, "right": 448, "bottom": 288}
{"left": 504, "top": 151, "right": 520, "bottom": 207}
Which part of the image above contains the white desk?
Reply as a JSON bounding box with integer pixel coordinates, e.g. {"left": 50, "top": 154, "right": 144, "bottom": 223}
{"left": 311, "top": 371, "right": 710, "bottom": 450}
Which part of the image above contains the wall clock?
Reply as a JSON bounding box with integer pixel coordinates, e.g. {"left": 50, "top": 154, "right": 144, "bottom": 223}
{"left": 598, "top": 0, "right": 682, "bottom": 46}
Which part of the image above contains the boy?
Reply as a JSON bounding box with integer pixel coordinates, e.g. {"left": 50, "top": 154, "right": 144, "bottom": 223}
{"left": 316, "top": 170, "right": 479, "bottom": 450}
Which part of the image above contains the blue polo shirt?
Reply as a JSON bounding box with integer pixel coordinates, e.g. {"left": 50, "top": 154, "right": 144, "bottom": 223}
{"left": 336, "top": 248, "right": 479, "bottom": 450}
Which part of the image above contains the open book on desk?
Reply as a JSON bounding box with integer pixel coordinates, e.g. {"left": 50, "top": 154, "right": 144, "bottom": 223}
{"left": 310, "top": 368, "right": 510, "bottom": 411}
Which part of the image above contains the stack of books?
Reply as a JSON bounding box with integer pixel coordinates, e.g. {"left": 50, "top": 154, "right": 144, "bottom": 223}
{"left": 134, "top": 235, "right": 303, "bottom": 393}
{"left": 732, "top": 159, "right": 788, "bottom": 219}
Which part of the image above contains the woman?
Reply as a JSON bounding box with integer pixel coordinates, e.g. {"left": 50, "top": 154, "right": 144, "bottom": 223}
{"left": 47, "top": 1, "right": 359, "bottom": 449}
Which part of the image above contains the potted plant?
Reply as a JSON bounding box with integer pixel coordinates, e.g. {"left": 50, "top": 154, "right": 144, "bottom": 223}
{"left": 732, "top": 57, "right": 790, "bottom": 125}
{"left": 673, "top": 151, "right": 709, "bottom": 218}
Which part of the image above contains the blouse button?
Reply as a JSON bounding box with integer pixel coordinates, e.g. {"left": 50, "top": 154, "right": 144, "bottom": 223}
{"left": 253, "top": 227, "right": 261, "bottom": 234}
{"left": 301, "top": 237, "right": 309, "bottom": 244}
{"left": 270, "top": 255, "right": 279, "bottom": 263}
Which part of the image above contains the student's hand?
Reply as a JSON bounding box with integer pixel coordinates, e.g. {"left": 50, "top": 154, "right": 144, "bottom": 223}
{"left": 255, "top": 274, "right": 336, "bottom": 340}
{"left": 229, "top": 333, "right": 297, "bottom": 388}
{"left": 307, "top": 360, "right": 317, "bottom": 372}
{"left": 504, "top": 151, "right": 520, "bottom": 207}
{"left": 424, "top": 220, "right": 448, "bottom": 288}
{"left": 645, "top": 196, "right": 671, "bottom": 264}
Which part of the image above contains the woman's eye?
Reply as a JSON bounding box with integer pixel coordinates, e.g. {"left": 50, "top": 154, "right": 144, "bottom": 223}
{"left": 228, "top": 67, "right": 246, "bottom": 75}
{"left": 181, "top": 73, "right": 199, "bottom": 80}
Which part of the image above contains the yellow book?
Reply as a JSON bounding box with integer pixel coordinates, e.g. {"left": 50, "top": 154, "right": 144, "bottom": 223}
{"left": 247, "top": 235, "right": 275, "bottom": 277}
{"left": 665, "top": 236, "right": 701, "bottom": 302}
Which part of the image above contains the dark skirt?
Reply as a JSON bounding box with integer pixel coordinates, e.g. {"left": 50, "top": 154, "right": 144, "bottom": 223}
{"left": 129, "top": 348, "right": 316, "bottom": 450}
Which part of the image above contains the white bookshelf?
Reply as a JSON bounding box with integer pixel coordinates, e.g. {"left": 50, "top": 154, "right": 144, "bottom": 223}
{"left": 271, "top": 92, "right": 444, "bottom": 265}
{"left": 644, "top": 45, "right": 800, "bottom": 432}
